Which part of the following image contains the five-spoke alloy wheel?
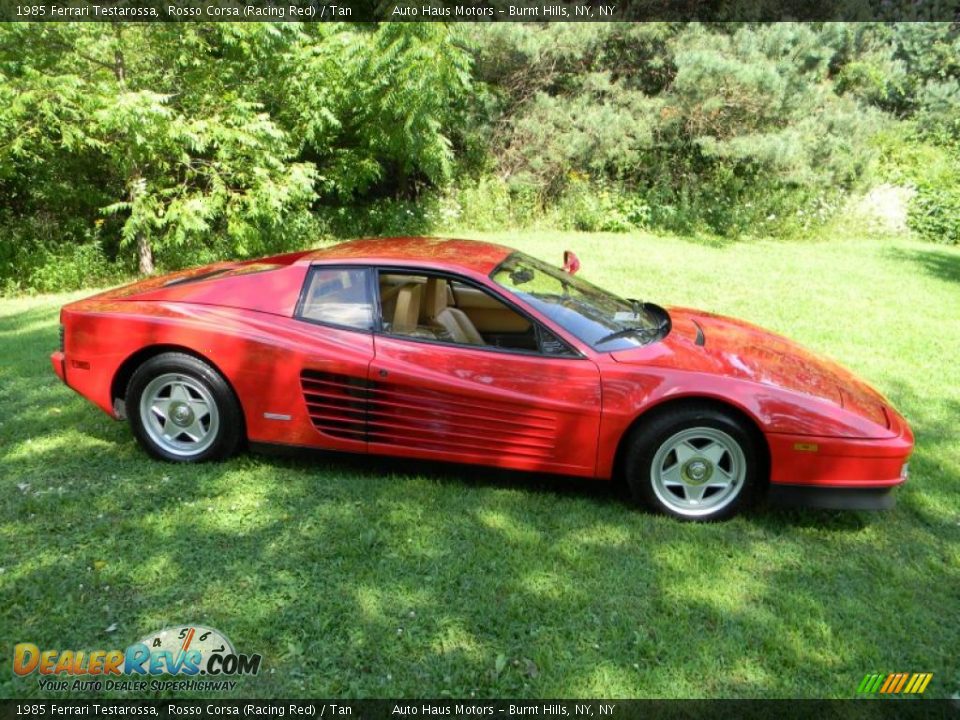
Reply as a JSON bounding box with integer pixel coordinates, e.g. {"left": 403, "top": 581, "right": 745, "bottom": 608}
{"left": 140, "top": 373, "right": 220, "bottom": 457}
{"left": 625, "top": 404, "right": 763, "bottom": 521}
{"left": 127, "top": 352, "right": 243, "bottom": 462}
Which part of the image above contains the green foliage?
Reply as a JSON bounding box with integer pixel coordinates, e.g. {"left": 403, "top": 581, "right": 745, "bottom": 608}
{"left": 314, "top": 198, "right": 437, "bottom": 239}
{"left": 0, "top": 216, "right": 125, "bottom": 295}
{"left": 277, "top": 23, "right": 472, "bottom": 200}
{"left": 22, "top": 241, "right": 118, "bottom": 294}
{"left": 905, "top": 144, "right": 960, "bottom": 245}
{"left": 909, "top": 185, "right": 960, "bottom": 245}
{"left": 2, "top": 22, "right": 960, "bottom": 291}
{"left": 874, "top": 126, "right": 960, "bottom": 245}
{"left": 354, "top": 24, "right": 472, "bottom": 193}
{"left": 549, "top": 177, "right": 650, "bottom": 233}
{"left": 0, "top": 24, "right": 322, "bottom": 279}
{"left": 442, "top": 176, "right": 541, "bottom": 231}
{"left": 466, "top": 23, "right": 883, "bottom": 237}
{"left": 915, "top": 79, "right": 960, "bottom": 143}
{"left": 0, "top": 23, "right": 471, "bottom": 288}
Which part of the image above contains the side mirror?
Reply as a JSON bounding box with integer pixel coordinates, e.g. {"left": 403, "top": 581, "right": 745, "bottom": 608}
{"left": 562, "top": 250, "right": 581, "bottom": 275}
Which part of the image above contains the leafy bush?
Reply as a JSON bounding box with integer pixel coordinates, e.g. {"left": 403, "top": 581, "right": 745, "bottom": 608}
{"left": 314, "top": 198, "right": 437, "bottom": 240}
{"left": 466, "top": 23, "right": 882, "bottom": 237}
{"left": 0, "top": 23, "right": 471, "bottom": 284}
{"left": 909, "top": 180, "right": 960, "bottom": 245}
{"left": 549, "top": 177, "right": 650, "bottom": 233}
{"left": 0, "top": 216, "right": 126, "bottom": 294}
{"left": 440, "top": 177, "right": 543, "bottom": 231}
{"left": 443, "top": 177, "right": 516, "bottom": 231}
{"left": 874, "top": 125, "right": 960, "bottom": 245}
{"left": 24, "top": 241, "right": 119, "bottom": 293}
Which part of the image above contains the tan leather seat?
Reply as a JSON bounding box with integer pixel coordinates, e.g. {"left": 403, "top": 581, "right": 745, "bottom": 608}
{"left": 422, "top": 278, "right": 485, "bottom": 345}
{"left": 378, "top": 281, "right": 406, "bottom": 322}
{"left": 392, "top": 283, "right": 421, "bottom": 334}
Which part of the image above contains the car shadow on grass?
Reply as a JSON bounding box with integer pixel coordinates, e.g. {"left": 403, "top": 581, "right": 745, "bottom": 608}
{"left": 251, "top": 442, "right": 892, "bottom": 533}
{"left": 251, "top": 443, "right": 625, "bottom": 503}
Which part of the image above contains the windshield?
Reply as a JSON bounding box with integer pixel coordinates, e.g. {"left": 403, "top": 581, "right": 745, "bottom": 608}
{"left": 492, "top": 253, "right": 665, "bottom": 351}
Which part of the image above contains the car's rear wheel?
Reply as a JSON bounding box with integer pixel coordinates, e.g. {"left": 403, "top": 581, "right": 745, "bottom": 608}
{"left": 624, "top": 404, "right": 762, "bottom": 521}
{"left": 126, "top": 352, "right": 242, "bottom": 462}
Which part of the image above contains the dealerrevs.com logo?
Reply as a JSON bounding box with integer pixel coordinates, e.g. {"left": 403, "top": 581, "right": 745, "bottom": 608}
{"left": 14, "top": 625, "right": 262, "bottom": 693}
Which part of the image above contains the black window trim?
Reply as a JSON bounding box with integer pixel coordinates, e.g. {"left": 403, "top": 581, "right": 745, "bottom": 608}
{"left": 371, "top": 265, "right": 585, "bottom": 360}
{"left": 293, "top": 264, "right": 379, "bottom": 334}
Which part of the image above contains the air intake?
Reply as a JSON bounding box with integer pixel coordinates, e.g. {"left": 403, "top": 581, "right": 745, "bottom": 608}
{"left": 300, "top": 370, "right": 370, "bottom": 441}
{"left": 300, "top": 369, "right": 556, "bottom": 460}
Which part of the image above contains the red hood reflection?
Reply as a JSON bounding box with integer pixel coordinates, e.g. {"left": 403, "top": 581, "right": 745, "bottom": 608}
{"left": 611, "top": 307, "right": 890, "bottom": 429}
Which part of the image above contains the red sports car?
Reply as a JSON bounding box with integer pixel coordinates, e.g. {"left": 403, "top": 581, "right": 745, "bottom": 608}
{"left": 51, "top": 237, "right": 913, "bottom": 520}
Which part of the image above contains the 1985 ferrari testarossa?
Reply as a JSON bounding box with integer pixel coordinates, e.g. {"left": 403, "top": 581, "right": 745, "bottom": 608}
{"left": 51, "top": 237, "right": 913, "bottom": 520}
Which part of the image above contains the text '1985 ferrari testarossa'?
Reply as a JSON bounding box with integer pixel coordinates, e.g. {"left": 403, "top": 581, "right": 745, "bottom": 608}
{"left": 51, "top": 237, "right": 913, "bottom": 520}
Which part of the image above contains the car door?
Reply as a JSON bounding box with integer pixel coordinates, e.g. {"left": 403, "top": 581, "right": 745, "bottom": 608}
{"left": 286, "top": 265, "right": 376, "bottom": 452}
{"left": 368, "top": 270, "right": 603, "bottom": 477}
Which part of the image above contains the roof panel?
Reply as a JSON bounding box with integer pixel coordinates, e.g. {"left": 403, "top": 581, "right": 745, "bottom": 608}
{"left": 307, "top": 237, "right": 513, "bottom": 276}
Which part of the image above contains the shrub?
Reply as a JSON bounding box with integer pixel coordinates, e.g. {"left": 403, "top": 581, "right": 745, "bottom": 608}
{"left": 874, "top": 125, "right": 960, "bottom": 245}
{"left": 314, "top": 198, "right": 438, "bottom": 239}
{"left": 24, "top": 240, "right": 119, "bottom": 293}
{"left": 909, "top": 185, "right": 960, "bottom": 245}
{"left": 466, "top": 23, "right": 881, "bottom": 237}
{"left": 0, "top": 220, "right": 124, "bottom": 294}
{"left": 549, "top": 177, "right": 650, "bottom": 233}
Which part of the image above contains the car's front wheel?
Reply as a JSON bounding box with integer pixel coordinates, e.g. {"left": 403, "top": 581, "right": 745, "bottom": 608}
{"left": 624, "top": 404, "right": 763, "bottom": 521}
{"left": 126, "top": 352, "right": 243, "bottom": 462}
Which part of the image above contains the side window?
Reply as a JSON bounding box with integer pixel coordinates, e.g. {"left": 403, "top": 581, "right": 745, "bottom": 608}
{"left": 378, "top": 272, "right": 576, "bottom": 356}
{"left": 298, "top": 267, "right": 374, "bottom": 330}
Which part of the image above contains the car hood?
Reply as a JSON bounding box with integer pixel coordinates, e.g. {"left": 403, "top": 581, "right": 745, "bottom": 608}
{"left": 611, "top": 307, "right": 890, "bottom": 430}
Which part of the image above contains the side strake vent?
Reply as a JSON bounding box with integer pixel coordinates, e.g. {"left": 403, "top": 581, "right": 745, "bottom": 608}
{"left": 300, "top": 370, "right": 369, "bottom": 441}
{"left": 299, "top": 370, "right": 556, "bottom": 459}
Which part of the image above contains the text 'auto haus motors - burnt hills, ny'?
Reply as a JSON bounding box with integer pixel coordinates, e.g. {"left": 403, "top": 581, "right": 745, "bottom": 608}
{"left": 12, "top": 626, "right": 262, "bottom": 693}
{"left": 390, "top": 704, "right": 615, "bottom": 716}
{"left": 389, "top": 3, "right": 617, "bottom": 17}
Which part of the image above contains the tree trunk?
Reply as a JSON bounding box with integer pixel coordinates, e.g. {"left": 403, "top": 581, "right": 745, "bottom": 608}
{"left": 114, "top": 24, "right": 152, "bottom": 274}
{"left": 128, "top": 168, "right": 153, "bottom": 275}
{"left": 137, "top": 232, "right": 154, "bottom": 275}
{"left": 112, "top": 22, "right": 126, "bottom": 83}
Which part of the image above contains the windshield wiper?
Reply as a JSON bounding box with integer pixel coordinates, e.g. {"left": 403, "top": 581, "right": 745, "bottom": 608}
{"left": 593, "top": 325, "right": 660, "bottom": 347}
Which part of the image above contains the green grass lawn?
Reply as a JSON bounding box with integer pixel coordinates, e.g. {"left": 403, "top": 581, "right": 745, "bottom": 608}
{"left": 1, "top": 231, "right": 958, "bottom": 699}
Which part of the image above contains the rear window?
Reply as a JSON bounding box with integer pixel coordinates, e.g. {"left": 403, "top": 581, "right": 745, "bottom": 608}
{"left": 163, "top": 269, "right": 229, "bottom": 287}
{"left": 163, "top": 263, "right": 280, "bottom": 287}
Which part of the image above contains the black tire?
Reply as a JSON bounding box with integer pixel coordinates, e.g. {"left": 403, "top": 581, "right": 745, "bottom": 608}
{"left": 126, "top": 352, "right": 243, "bottom": 463}
{"left": 623, "top": 403, "right": 763, "bottom": 521}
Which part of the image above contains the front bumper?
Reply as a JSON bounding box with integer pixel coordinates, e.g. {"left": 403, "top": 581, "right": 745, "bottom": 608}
{"left": 768, "top": 484, "right": 896, "bottom": 510}
{"left": 51, "top": 351, "right": 66, "bottom": 384}
{"left": 766, "top": 407, "right": 913, "bottom": 509}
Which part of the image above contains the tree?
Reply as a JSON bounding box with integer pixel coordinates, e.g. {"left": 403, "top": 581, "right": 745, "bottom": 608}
{"left": 0, "top": 22, "right": 476, "bottom": 278}
{"left": 0, "top": 23, "right": 316, "bottom": 274}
